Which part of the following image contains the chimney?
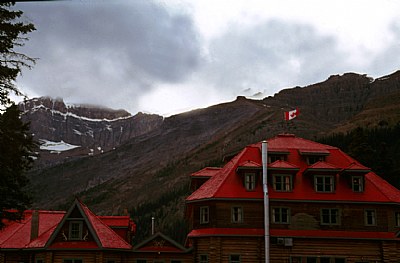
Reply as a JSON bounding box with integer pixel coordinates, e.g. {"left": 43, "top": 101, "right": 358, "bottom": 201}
{"left": 30, "top": 210, "right": 39, "bottom": 241}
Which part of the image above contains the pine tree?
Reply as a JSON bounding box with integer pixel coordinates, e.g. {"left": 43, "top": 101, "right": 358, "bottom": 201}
{"left": 0, "top": 2, "right": 36, "bottom": 228}
{"left": 0, "top": 2, "right": 35, "bottom": 106}
{"left": 0, "top": 104, "right": 36, "bottom": 229}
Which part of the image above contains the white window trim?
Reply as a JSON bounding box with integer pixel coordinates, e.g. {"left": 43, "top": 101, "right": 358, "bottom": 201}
{"left": 200, "top": 206, "right": 209, "bottom": 224}
{"left": 231, "top": 206, "right": 243, "bottom": 223}
{"left": 314, "top": 175, "right": 335, "bottom": 193}
{"left": 273, "top": 174, "right": 292, "bottom": 192}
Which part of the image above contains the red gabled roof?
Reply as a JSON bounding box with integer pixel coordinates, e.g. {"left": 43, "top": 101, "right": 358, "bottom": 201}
{"left": 238, "top": 160, "right": 261, "bottom": 168}
{"left": 191, "top": 167, "right": 222, "bottom": 178}
{"left": 133, "top": 232, "right": 189, "bottom": 253}
{"left": 73, "top": 200, "right": 132, "bottom": 249}
{"left": 186, "top": 134, "right": 400, "bottom": 204}
{"left": 268, "top": 160, "right": 299, "bottom": 170}
{"left": 0, "top": 199, "right": 133, "bottom": 250}
{"left": 343, "top": 162, "right": 371, "bottom": 172}
{"left": 0, "top": 211, "right": 65, "bottom": 249}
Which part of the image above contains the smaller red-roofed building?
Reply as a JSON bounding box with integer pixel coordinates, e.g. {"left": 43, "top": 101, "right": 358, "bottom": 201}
{"left": 0, "top": 199, "right": 135, "bottom": 263}
{"left": 185, "top": 134, "right": 400, "bottom": 262}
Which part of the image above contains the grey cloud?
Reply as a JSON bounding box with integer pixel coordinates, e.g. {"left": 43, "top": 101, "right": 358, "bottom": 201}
{"left": 15, "top": 1, "right": 201, "bottom": 112}
{"left": 202, "top": 20, "right": 350, "bottom": 96}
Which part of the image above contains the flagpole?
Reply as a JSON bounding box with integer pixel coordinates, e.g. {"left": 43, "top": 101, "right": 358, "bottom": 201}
{"left": 262, "top": 141, "right": 270, "bottom": 263}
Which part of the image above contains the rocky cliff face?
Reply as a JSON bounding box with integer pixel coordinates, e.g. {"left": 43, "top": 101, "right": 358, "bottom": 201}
{"left": 19, "top": 97, "right": 163, "bottom": 165}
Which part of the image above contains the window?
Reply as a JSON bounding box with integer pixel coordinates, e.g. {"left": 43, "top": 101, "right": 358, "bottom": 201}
{"left": 395, "top": 212, "right": 400, "bottom": 227}
{"left": 68, "top": 221, "right": 83, "bottom": 240}
{"left": 307, "top": 156, "right": 325, "bottom": 165}
{"left": 314, "top": 175, "right": 334, "bottom": 192}
{"left": 136, "top": 260, "right": 147, "bottom": 263}
{"left": 306, "top": 257, "right": 317, "bottom": 263}
{"left": 269, "top": 154, "right": 286, "bottom": 163}
{"left": 244, "top": 173, "right": 256, "bottom": 191}
{"left": 36, "top": 260, "right": 44, "bottom": 263}
{"left": 352, "top": 176, "right": 364, "bottom": 192}
{"left": 200, "top": 206, "right": 209, "bottom": 224}
{"left": 290, "top": 257, "right": 302, "bottom": 263}
{"left": 231, "top": 207, "right": 243, "bottom": 223}
{"left": 365, "top": 209, "right": 376, "bottom": 226}
{"left": 320, "top": 258, "right": 330, "bottom": 263}
{"left": 321, "top": 208, "right": 340, "bottom": 225}
{"left": 272, "top": 207, "right": 290, "bottom": 224}
{"left": 229, "top": 255, "right": 241, "bottom": 263}
{"left": 199, "top": 254, "right": 208, "bottom": 263}
{"left": 63, "top": 260, "right": 83, "bottom": 263}
{"left": 273, "top": 174, "right": 292, "bottom": 192}
{"left": 171, "top": 261, "right": 181, "bottom": 263}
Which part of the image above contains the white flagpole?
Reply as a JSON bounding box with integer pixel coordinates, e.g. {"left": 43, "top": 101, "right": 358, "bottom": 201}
{"left": 262, "top": 141, "right": 270, "bottom": 263}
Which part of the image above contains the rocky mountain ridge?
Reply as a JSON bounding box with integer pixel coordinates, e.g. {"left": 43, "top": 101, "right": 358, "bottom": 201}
{"left": 19, "top": 97, "right": 163, "bottom": 166}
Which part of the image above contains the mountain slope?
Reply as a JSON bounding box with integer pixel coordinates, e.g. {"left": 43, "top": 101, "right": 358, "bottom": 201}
{"left": 26, "top": 70, "right": 400, "bottom": 219}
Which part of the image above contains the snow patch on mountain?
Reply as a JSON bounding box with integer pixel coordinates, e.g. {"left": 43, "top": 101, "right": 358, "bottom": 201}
{"left": 39, "top": 139, "right": 80, "bottom": 152}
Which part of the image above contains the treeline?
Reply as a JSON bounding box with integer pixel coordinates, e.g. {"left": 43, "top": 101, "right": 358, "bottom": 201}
{"left": 129, "top": 183, "right": 190, "bottom": 245}
{"left": 318, "top": 122, "right": 400, "bottom": 188}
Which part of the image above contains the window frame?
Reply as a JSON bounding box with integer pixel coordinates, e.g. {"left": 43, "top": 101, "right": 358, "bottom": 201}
{"left": 231, "top": 206, "right": 243, "bottom": 223}
{"left": 307, "top": 155, "right": 325, "bottom": 165}
{"left": 314, "top": 175, "right": 335, "bottom": 193}
{"left": 272, "top": 207, "right": 290, "bottom": 224}
{"left": 395, "top": 212, "right": 400, "bottom": 227}
{"left": 351, "top": 175, "right": 364, "bottom": 192}
{"left": 63, "top": 259, "right": 83, "bottom": 263}
{"left": 273, "top": 174, "right": 292, "bottom": 192}
{"left": 320, "top": 208, "right": 340, "bottom": 225}
{"left": 244, "top": 172, "right": 256, "bottom": 191}
{"left": 200, "top": 206, "right": 209, "bottom": 224}
{"left": 364, "top": 209, "right": 376, "bottom": 226}
{"left": 68, "top": 221, "right": 83, "bottom": 240}
{"left": 229, "top": 254, "right": 241, "bottom": 263}
{"left": 199, "top": 254, "right": 209, "bottom": 263}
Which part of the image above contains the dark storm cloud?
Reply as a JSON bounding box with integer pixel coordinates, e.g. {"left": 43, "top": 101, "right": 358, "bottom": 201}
{"left": 15, "top": 1, "right": 201, "bottom": 110}
{"left": 203, "top": 20, "right": 349, "bottom": 96}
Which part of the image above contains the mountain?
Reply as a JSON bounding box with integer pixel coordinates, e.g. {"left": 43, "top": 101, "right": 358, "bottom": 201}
{"left": 24, "top": 70, "right": 400, "bottom": 237}
{"left": 19, "top": 97, "right": 163, "bottom": 167}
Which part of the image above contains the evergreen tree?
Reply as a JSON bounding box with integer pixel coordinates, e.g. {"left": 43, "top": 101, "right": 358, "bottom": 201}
{"left": 0, "top": 104, "right": 36, "bottom": 229}
{"left": 0, "top": 2, "right": 36, "bottom": 228}
{"left": 0, "top": 2, "right": 35, "bottom": 106}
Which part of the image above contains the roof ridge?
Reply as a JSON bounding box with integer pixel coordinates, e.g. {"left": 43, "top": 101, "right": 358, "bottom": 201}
{"left": 80, "top": 201, "right": 132, "bottom": 248}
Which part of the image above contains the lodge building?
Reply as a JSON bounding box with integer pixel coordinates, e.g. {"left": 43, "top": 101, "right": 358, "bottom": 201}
{"left": 185, "top": 134, "right": 400, "bottom": 262}
{"left": 1, "top": 134, "right": 400, "bottom": 262}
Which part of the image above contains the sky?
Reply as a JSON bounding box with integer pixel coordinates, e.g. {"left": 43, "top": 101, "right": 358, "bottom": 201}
{"left": 14, "top": 0, "right": 400, "bottom": 116}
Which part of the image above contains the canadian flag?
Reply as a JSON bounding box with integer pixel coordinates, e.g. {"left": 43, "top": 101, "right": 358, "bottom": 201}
{"left": 284, "top": 108, "right": 299, "bottom": 121}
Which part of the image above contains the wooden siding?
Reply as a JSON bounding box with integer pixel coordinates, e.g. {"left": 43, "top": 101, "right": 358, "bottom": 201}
{"left": 192, "top": 236, "right": 400, "bottom": 262}
{"left": 191, "top": 200, "right": 400, "bottom": 233}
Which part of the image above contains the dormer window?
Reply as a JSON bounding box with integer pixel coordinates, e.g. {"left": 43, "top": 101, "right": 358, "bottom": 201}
{"left": 307, "top": 155, "right": 325, "bottom": 165}
{"left": 352, "top": 176, "right": 364, "bottom": 192}
{"left": 314, "top": 175, "right": 335, "bottom": 193}
{"left": 268, "top": 154, "right": 287, "bottom": 163}
{"left": 244, "top": 173, "right": 256, "bottom": 191}
{"left": 69, "top": 221, "right": 83, "bottom": 240}
{"left": 273, "top": 174, "right": 292, "bottom": 192}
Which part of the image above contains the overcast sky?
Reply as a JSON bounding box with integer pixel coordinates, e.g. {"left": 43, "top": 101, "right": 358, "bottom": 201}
{"left": 14, "top": 0, "right": 400, "bottom": 116}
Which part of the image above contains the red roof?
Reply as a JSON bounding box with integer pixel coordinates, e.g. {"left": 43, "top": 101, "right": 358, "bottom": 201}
{"left": 0, "top": 199, "right": 132, "bottom": 250}
{"left": 191, "top": 167, "right": 222, "bottom": 177}
{"left": 0, "top": 211, "right": 65, "bottom": 249}
{"left": 188, "top": 228, "right": 397, "bottom": 240}
{"left": 187, "top": 134, "right": 400, "bottom": 203}
{"left": 78, "top": 200, "right": 132, "bottom": 249}
{"left": 238, "top": 160, "right": 261, "bottom": 168}
{"left": 268, "top": 160, "right": 299, "bottom": 170}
